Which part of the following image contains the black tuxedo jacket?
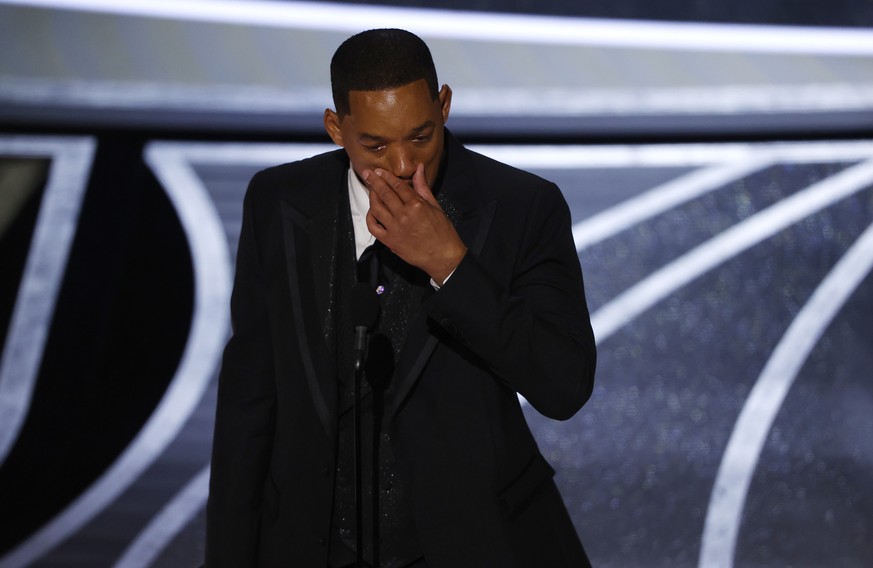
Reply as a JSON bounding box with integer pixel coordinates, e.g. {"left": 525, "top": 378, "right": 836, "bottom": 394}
{"left": 206, "top": 133, "right": 596, "bottom": 567}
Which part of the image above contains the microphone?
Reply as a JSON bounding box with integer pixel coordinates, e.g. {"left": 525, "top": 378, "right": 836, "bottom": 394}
{"left": 351, "top": 282, "right": 380, "bottom": 371}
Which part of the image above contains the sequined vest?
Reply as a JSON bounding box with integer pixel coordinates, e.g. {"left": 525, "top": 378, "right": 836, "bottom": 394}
{"left": 330, "top": 197, "right": 426, "bottom": 568}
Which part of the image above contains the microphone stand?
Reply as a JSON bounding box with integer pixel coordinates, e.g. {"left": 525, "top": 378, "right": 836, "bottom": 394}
{"left": 353, "top": 340, "right": 365, "bottom": 568}
{"left": 351, "top": 281, "right": 378, "bottom": 568}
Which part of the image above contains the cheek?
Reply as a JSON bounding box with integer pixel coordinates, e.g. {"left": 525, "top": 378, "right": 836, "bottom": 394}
{"left": 347, "top": 151, "right": 379, "bottom": 176}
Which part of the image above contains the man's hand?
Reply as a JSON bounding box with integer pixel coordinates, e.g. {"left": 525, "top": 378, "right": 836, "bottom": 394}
{"left": 363, "top": 163, "right": 467, "bottom": 285}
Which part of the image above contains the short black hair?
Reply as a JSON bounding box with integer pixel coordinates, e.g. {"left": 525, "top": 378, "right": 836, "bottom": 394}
{"left": 330, "top": 28, "right": 439, "bottom": 116}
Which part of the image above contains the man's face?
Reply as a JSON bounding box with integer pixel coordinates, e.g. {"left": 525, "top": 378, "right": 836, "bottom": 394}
{"left": 324, "top": 79, "right": 452, "bottom": 189}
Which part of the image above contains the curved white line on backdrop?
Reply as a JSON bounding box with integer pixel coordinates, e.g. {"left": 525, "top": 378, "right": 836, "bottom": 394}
{"left": 475, "top": 140, "right": 873, "bottom": 171}
{"left": 3, "top": 0, "right": 873, "bottom": 55}
{"left": 4, "top": 79, "right": 871, "bottom": 118}
{"left": 147, "top": 142, "right": 333, "bottom": 168}
{"left": 590, "top": 157, "right": 873, "bottom": 342}
{"left": 565, "top": 141, "right": 873, "bottom": 254}
{"left": 699, "top": 219, "right": 873, "bottom": 568}
{"left": 0, "top": 144, "right": 232, "bottom": 568}
{"left": 571, "top": 158, "right": 770, "bottom": 252}
{"left": 0, "top": 136, "right": 95, "bottom": 467}
{"left": 479, "top": 140, "right": 873, "bottom": 256}
{"left": 113, "top": 465, "right": 211, "bottom": 568}
{"left": 455, "top": 84, "right": 873, "bottom": 117}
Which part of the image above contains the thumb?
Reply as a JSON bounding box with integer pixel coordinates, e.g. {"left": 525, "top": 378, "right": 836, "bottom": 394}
{"left": 412, "top": 163, "right": 439, "bottom": 206}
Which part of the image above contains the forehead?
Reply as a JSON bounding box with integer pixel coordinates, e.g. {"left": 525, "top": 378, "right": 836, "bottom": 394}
{"left": 344, "top": 79, "right": 438, "bottom": 132}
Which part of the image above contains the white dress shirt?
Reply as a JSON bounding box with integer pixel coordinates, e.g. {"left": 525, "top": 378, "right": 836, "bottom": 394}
{"left": 347, "top": 168, "right": 376, "bottom": 261}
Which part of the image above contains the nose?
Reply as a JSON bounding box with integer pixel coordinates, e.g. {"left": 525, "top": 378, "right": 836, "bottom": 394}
{"left": 387, "top": 146, "right": 416, "bottom": 180}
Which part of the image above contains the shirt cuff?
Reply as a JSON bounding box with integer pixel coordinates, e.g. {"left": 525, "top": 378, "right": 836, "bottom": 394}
{"left": 430, "top": 268, "right": 456, "bottom": 290}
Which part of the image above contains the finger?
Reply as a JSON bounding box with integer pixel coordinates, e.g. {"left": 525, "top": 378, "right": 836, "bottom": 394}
{"left": 374, "top": 168, "right": 417, "bottom": 204}
{"left": 367, "top": 182, "right": 393, "bottom": 227}
{"left": 363, "top": 169, "right": 406, "bottom": 211}
{"left": 365, "top": 210, "right": 387, "bottom": 238}
{"left": 411, "top": 162, "right": 439, "bottom": 207}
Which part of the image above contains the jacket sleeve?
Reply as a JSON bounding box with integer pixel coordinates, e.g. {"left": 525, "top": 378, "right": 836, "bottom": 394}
{"left": 205, "top": 173, "right": 276, "bottom": 566}
{"left": 423, "top": 181, "right": 596, "bottom": 420}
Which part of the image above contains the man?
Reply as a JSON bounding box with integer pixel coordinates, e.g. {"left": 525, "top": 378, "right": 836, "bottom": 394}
{"left": 206, "top": 29, "right": 596, "bottom": 567}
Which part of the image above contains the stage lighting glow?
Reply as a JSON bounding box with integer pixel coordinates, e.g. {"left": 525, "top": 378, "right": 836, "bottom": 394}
{"left": 1, "top": 0, "right": 872, "bottom": 55}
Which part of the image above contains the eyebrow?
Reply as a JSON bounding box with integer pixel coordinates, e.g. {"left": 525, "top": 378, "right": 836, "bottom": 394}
{"left": 358, "top": 121, "right": 436, "bottom": 142}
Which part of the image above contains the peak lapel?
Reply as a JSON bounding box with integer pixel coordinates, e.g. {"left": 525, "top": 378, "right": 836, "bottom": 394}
{"left": 279, "top": 155, "right": 346, "bottom": 440}
{"left": 386, "top": 134, "right": 498, "bottom": 426}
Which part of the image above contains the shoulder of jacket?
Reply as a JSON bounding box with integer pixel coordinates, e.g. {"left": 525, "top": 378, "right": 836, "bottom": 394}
{"left": 252, "top": 148, "right": 347, "bottom": 185}
{"left": 460, "top": 146, "right": 561, "bottom": 206}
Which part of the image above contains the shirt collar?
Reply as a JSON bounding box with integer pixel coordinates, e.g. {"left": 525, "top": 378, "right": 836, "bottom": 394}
{"left": 347, "top": 168, "right": 375, "bottom": 256}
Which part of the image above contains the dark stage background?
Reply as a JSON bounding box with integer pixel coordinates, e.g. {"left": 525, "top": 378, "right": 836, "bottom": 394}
{"left": 1, "top": 1, "right": 872, "bottom": 567}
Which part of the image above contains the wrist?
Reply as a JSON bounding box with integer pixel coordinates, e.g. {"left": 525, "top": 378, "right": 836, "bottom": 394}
{"left": 429, "top": 246, "right": 467, "bottom": 286}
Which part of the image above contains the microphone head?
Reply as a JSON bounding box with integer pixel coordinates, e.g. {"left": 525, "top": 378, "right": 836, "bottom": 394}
{"left": 351, "top": 282, "right": 380, "bottom": 329}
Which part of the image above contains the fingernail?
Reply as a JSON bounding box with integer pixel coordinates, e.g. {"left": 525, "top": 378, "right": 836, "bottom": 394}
{"left": 362, "top": 171, "right": 370, "bottom": 183}
{"left": 375, "top": 169, "right": 384, "bottom": 177}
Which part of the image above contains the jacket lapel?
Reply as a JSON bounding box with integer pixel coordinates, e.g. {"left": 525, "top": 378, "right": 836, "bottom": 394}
{"left": 386, "top": 134, "right": 498, "bottom": 426}
{"left": 279, "top": 151, "right": 347, "bottom": 440}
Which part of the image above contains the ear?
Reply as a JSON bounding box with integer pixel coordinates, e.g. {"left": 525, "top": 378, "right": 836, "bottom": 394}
{"left": 438, "top": 84, "right": 452, "bottom": 124}
{"left": 323, "top": 108, "right": 344, "bottom": 147}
